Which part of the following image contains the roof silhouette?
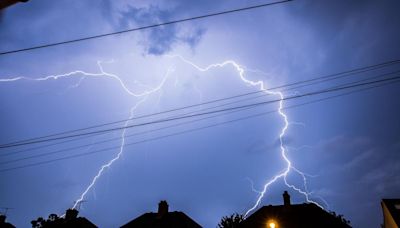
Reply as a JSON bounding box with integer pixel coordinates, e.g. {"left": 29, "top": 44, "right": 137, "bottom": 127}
{"left": 240, "top": 191, "right": 351, "bottom": 228}
{"left": 121, "top": 201, "right": 201, "bottom": 228}
{"left": 31, "top": 209, "right": 97, "bottom": 228}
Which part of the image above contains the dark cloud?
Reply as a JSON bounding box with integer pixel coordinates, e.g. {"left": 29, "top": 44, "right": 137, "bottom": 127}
{"left": 118, "top": 5, "right": 206, "bottom": 55}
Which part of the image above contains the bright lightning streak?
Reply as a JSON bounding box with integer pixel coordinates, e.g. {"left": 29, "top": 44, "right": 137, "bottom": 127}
{"left": 0, "top": 60, "right": 173, "bottom": 98}
{"left": 70, "top": 64, "right": 174, "bottom": 209}
{"left": 168, "top": 55, "right": 324, "bottom": 217}
{"left": 1, "top": 55, "right": 324, "bottom": 218}
{"left": 0, "top": 61, "right": 174, "bottom": 212}
{"left": 72, "top": 98, "right": 147, "bottom": 209}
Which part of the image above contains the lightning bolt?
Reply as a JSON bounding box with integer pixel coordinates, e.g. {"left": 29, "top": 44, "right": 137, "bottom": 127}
{"left": 0, "top": 60, "right": 174, "bottom": 211}
{"left": 1, "top": 54, "right": 324, "bottom": 218}
{"left": 167, "top": 55, "right": 324, "bottom": 217}
{"left": 72, "top": 97, "right": 147, "bottom": 209}
{"left": 0, "top": 60, "right": 172, "bottom": 98}
{"left": 244, "top": 177, "right": 262, "bottom": 194}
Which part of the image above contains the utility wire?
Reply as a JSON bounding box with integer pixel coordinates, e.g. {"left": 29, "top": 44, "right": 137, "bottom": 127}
{"left": 0, "top": 0, "right": 293, "bottom": 56}
{"left": 1, "top": 72, "right": 397, "bottom": 164}
{"left": 2, "top": 59, "right": 398, "bottom": 147}
{"left": 1, "top": 77, "right": 398, "bottom": 173}
{"left": 1, "top": 59, "right": 398, "bottom": 148}
{"left": 2, "top": 67, "right": 400, "bottom": 158}
{"left": 2, "top": 75, "right": 399, "bottom": 148}
{"left": 1, "top": 75, "right": 399, "bottom": 149}
{"left": 0, "top": 108, "right": 255, "bottom": 164}
{"left": 0, "top": 93, "right": 269, "bottom": 157}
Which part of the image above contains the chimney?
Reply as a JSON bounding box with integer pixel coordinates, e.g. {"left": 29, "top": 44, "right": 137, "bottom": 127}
{"left": 157, "top": 200, "right": 169, "bottom": 218}
{"left": 283, "top": 191, "right": 291, "bottom": 206}
{"left": 65, "top": 208, "right": 79, "bottom": 220}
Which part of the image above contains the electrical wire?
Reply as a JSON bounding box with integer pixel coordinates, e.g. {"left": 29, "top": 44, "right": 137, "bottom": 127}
{"left": 0, "top": 0, "right": 293, "bottom": 56}
{"left": 1, "top": 59, "right": 398, "bottom": 148}
{"left": 1, "top": 76, "right": 398, "bottom": 172}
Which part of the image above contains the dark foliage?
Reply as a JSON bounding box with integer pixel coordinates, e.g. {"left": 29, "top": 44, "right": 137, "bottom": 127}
{"left": 218, "top": 213, "right": 244, "bottom": 228}
{"left": 329, "top": 211, "right": 351, "bottom": 225}
{"left": 31, "top": 214, "right": 62, "bottom": 228}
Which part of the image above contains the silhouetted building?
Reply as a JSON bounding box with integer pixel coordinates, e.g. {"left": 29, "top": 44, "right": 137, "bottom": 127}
{"left": 0, "top": 0, "right": 29, "bottom": 10}
{"left": 0, "top": 214, "right": 15, "bottom": 228}
{"left": 31, "top": 209, "right": 97, "bottom": 228}
{"left": 381, "top": 199, "right": 400, "bottom": 228}
{"left": 121, "top": 200, "right": 202, "bottom": 228}
{"left": 240, "top": 191, "right": 351, "bottom": 228}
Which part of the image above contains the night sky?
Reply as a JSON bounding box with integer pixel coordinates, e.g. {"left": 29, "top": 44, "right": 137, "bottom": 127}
{"left": 1, "top": 0, "right": 400, "bottom": 227}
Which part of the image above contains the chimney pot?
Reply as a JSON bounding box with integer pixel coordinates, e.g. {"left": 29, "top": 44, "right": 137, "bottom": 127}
{"left": 283, "top": 191, "right": 291, "bottom": 206}
{"left": 157, "top": 200, "right": 169, "bottom": 218}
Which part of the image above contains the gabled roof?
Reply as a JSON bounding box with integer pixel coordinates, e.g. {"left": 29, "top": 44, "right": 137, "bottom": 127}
{"left": 64, "top": 217, "right": 97, "bottom": 228}
{"left": 240, "top": 203, "right": 351, "bottom": 228}
{"left": 382, "top": 198, "right": 400, "bottom": 226}
{"left": 121, "top": 211, "right": 202, "bottom": 228}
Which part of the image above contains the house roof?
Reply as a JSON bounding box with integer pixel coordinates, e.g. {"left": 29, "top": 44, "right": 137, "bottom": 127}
{"left": 0, "top": 215, "right": 15, "bottom": 228}
{"left": 240, "top": 203, "right": 351, "bottom": 228}
{"left": 0, "top": 222, "right": 15, "bottom": 228}
{"left": 120, "top": 211, "right": 202, "bottom": 228}
{"left": 65, "top": 217, "right": 97, "bottom": 228}
{"left": 33, "top": 217, "right": 97, "bottom": 228}
{"left": 382, "top": 198, "right": 400, "bottom": 226}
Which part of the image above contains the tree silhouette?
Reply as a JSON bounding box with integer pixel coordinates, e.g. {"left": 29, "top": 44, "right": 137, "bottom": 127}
{"left": 31, "top": 214, "right": 62, "bottom": 228}
{"left": 218, "top": 213, "right": 244, "bottom": 228}
{"left": 329, "top": 211, "right": 351, "bottom": 225}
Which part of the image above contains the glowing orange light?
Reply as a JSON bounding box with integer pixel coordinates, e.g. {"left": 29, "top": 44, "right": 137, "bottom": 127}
{"left": 266, "top": 219, "right": 278, "bottom": 228}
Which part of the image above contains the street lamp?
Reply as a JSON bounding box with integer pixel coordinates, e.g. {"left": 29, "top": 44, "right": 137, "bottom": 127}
{"left": 267, "top": 219, "right": 277, "bottom": 228}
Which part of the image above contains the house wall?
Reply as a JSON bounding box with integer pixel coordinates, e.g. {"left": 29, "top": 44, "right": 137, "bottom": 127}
{"left": 382, "top": 203, "right": 399, "bottom": 228}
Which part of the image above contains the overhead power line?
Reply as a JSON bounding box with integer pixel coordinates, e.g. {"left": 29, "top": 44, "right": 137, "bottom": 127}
{"left": 2, "top": 66, "right": 400, "bottom": 157}
{"left": 1, "top": 72, "right": 398, "bottom": 165}
{"left": 0, "top": 0, "right": 293, "bottom": 56}
{"left": 1, "top": 59, "right": 398, "bottom": 148}
{"left": 1, "top": 67, "right": 399, "bottom": 161}
{"left": 1, "top": 74, "right": 399, "bottom": 149}
{"left": 1, "top": 77, "right": 399, "bottom": 173}
{"left": 0, "top": 93, "right": 270, "bottom": 158}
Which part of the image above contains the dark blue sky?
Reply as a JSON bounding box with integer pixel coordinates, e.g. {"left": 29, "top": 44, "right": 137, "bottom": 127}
{"left": 1, "top": 0, "right": 399, "bottom": 227}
